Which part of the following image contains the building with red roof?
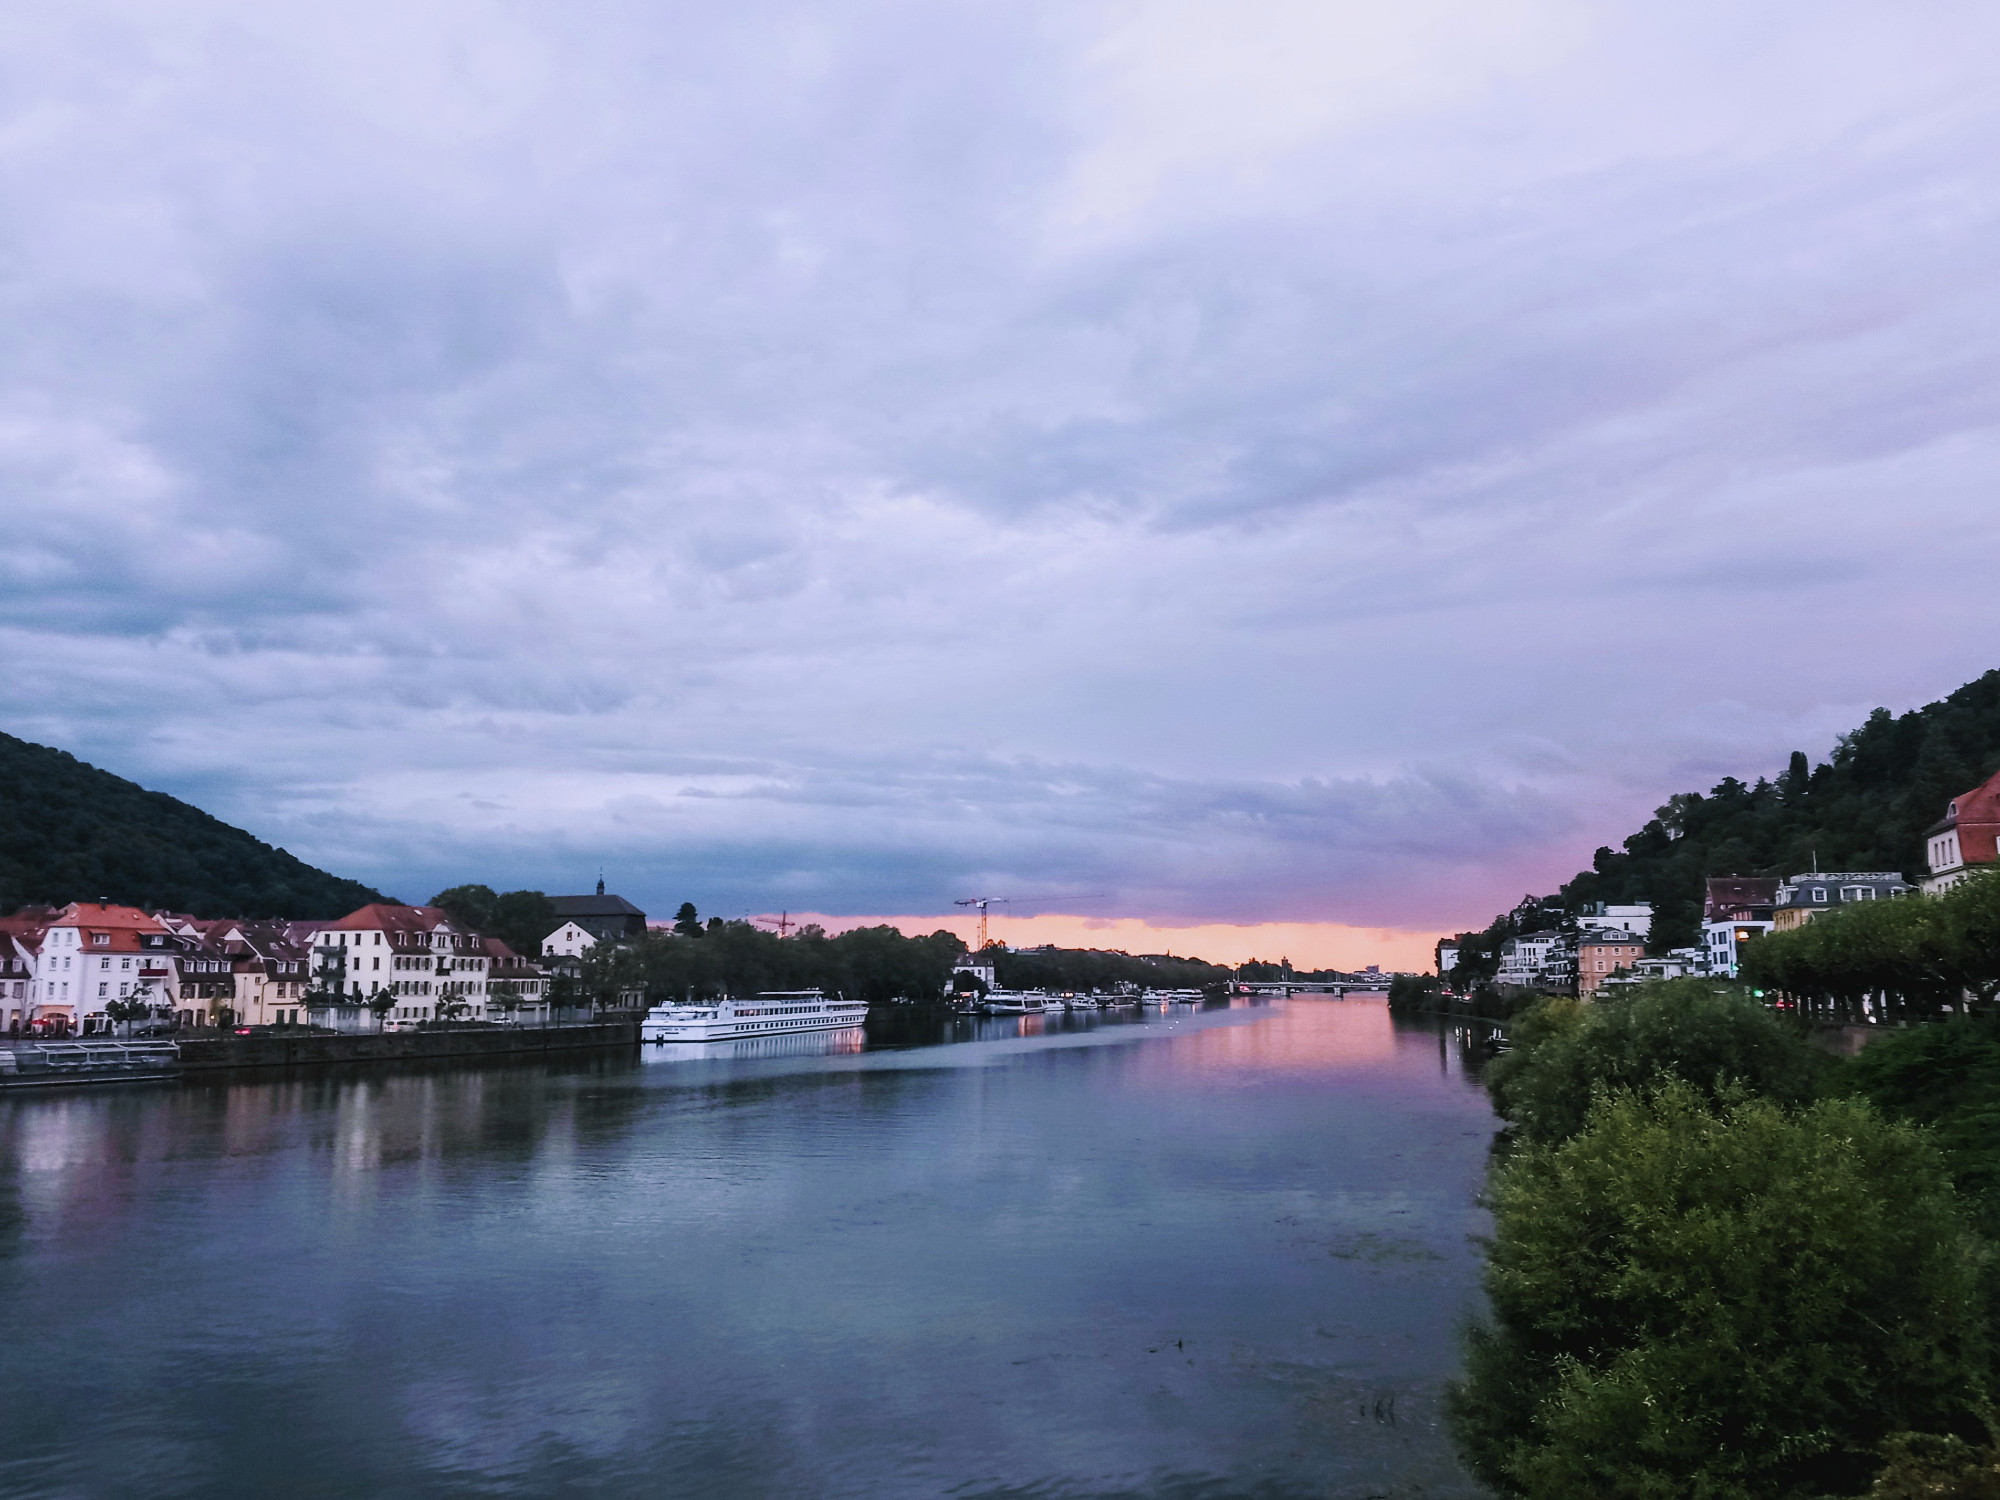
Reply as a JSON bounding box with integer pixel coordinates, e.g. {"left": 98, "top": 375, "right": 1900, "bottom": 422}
{"left": 1924, "top": 766, "right": 2000, "bottom": 893}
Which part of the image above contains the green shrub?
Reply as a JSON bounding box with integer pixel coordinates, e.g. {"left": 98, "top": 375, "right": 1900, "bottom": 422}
{"left": 1485, "top": 980, "right": 1823, "bottom": 1146}
{"left": 1843, "top": 1012, "right": 2000, "bottom": 1237}
{"left": 1868, "top": 1432, "right": 2000, "bottom": 1498}
{"left": 1449, "top": 1083, "right": 1993, "bottom": 1498}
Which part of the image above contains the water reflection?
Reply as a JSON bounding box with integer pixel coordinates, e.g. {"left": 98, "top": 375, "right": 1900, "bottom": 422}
{"left": 0, "top": 998, "right": 1494, "bottom": 1500}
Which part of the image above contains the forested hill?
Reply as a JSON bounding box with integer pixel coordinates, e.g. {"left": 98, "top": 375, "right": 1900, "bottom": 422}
{"left": 1463, "top": 668, "right": 2000, "bottom": 959}
{"left": 0, "top": 732, "right": 384, "bottom": 919}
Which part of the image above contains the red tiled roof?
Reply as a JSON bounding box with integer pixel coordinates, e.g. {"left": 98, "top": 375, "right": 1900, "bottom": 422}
{"left": 1938, "top": 767, "right": 2000, "bottom": 867}
{"left": 320, "top": 903, "right": 459, "bottom": 936}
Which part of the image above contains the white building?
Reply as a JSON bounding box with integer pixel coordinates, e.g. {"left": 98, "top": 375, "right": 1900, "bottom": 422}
{"left": 1703, "top": 917, "right": 1772, "bottom": 978}
{"left": 1436, "top": 942, "right": 1459, "bottom": 979}
{"left": 306, "top": 903, "right": 490, "bottom": 1034}
{"left": 1582, "top": 904, "right": 1653, "bottom": 939}
{"left": 542, "top": 921, "right": 597, "bottom": 960}
{"left": 950, "top": 953, "right": 996, "bottom": 993}
{"left": 1495, "top": 931, "right": 1565, "bottom": 988}
{"left": 10, "top": 902, "right": 179, "bottom": 1035}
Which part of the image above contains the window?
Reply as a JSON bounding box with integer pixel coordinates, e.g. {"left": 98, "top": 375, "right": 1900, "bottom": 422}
{"left": 1812, "top": 888, "right": 1828, "bottom": 903}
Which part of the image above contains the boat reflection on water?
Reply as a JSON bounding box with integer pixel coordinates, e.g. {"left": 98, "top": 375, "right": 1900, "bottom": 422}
{"left": 641, "top": 1025, "right": 869, "bottom": 1065}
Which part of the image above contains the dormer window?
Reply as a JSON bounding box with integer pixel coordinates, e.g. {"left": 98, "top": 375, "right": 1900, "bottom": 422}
{"left": 1812, "top": 888, "right": 1828, "bottom": 903}
{"left": 1949, "top": 802, "right": 1958, "bottom": 819}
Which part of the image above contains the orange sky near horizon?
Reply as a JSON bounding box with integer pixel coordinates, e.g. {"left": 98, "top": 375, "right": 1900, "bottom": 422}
{"left": 770, "top": 912, "right": 1444, "bottom": 972}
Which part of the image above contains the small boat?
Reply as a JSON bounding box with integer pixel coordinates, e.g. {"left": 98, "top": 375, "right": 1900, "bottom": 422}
{"left": 641, "top": 989, "right": 867, "bottom": 1042}
{"left": 1063, "top": 995, "right": 1100, "bottom": 1011}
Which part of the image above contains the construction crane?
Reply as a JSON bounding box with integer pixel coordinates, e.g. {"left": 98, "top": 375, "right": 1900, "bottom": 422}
{"left": 954, "top": 894, "right": 1108, "bottom": 953}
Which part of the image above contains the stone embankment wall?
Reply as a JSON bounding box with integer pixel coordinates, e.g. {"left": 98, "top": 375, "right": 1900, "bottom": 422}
{"left": 176, "top": 1022, "right": 638, "bottom": 1072}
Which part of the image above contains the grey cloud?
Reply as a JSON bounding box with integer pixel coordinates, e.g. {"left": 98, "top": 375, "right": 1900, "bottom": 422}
{"left": 4, "top": 0, "right": 2000, "bottom": 937}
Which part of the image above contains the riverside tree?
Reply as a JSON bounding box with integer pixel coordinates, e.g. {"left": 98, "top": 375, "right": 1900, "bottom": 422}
{"left": 1449, "top": 1083, "right": 1995, "bottom": 1498}
{"left": 1843, "top": 1009, "right": 2000, "bottom": 1237}
{"left": 1484, "top": 980, "right": 1824, "bottom": 1146}
{"left": 579, "top": 920, "right": 966, "bottom": 1008}
{"left": 1743, "top": 871, "right": 2000, "bottom": 1018}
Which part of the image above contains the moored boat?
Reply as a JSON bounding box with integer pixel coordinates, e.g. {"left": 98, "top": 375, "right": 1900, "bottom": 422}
{"left": 979, "top": 990, "right": 1050, "bottom": 1015}
{"left": 640, "top": 989, "right": 867, "bottom": 1043}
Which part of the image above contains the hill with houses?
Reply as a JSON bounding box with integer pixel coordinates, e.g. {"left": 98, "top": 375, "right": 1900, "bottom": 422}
{"left": 0, "top": 731, "right": 384, "bottom": 920}
{"left": 1450, "top": 666, "right": 2000, "bottom": 975}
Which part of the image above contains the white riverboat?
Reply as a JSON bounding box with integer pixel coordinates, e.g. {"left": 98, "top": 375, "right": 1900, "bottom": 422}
{"left": 979, "top": 990, "right": 1052, "bottom": 1015}
{"left": 640, "top": 989, "right": 868, "bottom": 1043}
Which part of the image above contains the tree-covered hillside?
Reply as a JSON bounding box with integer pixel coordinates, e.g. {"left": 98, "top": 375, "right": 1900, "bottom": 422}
{"left": 1456, "top": 668, "right": 2000, "bottom": 962}
{"left": 0, "top": 732, "right": 384, "bottom": 919}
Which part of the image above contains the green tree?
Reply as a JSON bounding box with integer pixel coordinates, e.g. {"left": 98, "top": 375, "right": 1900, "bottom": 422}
{"left": 430, "top": 884, "right": 499, "bottom": 935}
{"left": 1843, "top": 1010, "right": 2000, "bottom": 1237}
{"left": 1867, "top": 1432, "right": 2000, "bottom": 1498}
{"left": 364, "top": 984, "right": 396, "bottom": 1033}
{"left": 489, "top": 889, "right": 556, "bottom": 956}
{"left": 102, "top": 993, "right": 144, "bottom": 1037}
{"left": 545, "top": 970, "right": 578, "bottom": 1026}
{"left": 673, "top": 902, "right": 701, "bottom": 937}
{"left": 1484, "top": 980, "right": 1823, "bottom": 1147}
{"left": 1449, "top": 1083, "right": 1994, "bottom": 1498}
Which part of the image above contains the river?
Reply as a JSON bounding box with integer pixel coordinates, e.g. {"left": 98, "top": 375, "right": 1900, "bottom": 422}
{"left": 0, "top": 996, "right": 1498, "bottom": 1499}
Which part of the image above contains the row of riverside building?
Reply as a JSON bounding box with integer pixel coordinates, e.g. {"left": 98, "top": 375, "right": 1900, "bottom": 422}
{"left": 1438, "top": 768, "right": 2000, "bottom": 996}
{"left": 0, "top": 885, "right": 648, "bottom": 1038}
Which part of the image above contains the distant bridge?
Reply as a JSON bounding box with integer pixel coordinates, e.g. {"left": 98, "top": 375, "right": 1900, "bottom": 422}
{"left": 1236, "top": 980, "right": 1349, "bottom": 995}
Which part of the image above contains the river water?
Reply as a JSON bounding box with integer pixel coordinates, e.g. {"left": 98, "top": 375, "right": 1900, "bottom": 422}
{"left": 0, "top": 997, "right": 1498, "bottom": 1499}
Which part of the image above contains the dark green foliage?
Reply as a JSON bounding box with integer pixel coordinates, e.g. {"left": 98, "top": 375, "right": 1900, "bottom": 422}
{"left": 1844, "top": 1012, "right": 2000, "bottom": 1238}
{"left": 993, "top": 947, "right": 1226, "bottom": 993}
{"left": 581, "top": 921, "right": 968, "bottom": 1006}
{"left": 1450, "top": 1084, "right": 1994, "bottom": 1498}
{"left": 1744, "top": 872, "right": 2000, "bottom": 1016}
{"left": 429, "top": 884, "right": 558, "bottom": 956}
{"left": 1868, "top": 1433, "right": 2000, "bottom": 1498}
{"left": 1485, "top": 981, "right": 1824, "bottom": 1146}
{"left": 0, "top": 730, "right": 382, "bottom": 919}
{"left": 1387, "top": 972, "right": 1443, "bottom": 1011}
{"left": 1454, "top": 667, "right": 2000, "bottom": 957}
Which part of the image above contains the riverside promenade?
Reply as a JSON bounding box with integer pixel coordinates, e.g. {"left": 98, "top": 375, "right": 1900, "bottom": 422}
{"left": 0, "top": 1021, "right": 640, "bottom": 1088}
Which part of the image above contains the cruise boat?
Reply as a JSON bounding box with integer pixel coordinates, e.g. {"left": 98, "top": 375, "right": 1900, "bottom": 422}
{"left": 978, "top": 990, "right": 1051, "bottom": 1015}
{"left": 640, "top": 989, "right": 868, "bottom": 1043}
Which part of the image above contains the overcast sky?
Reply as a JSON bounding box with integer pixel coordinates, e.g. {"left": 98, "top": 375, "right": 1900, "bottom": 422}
{"left": 4, "top": 1, "right": 1998, "bottom": 956}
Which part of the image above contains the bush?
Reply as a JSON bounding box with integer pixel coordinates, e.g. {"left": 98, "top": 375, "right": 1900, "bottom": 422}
{"left": 1868, "top": 1433, "right": 2000, "bottom": 1498}
{"left": 1844, "top": 1012, "right": 2000, "bottom": 1237}
{"left": 1449, "top": 1083, "right": 1994, "bottom": 1498}
{"left": 1484, "top": 979, "right": 1824, "bottom": 1147}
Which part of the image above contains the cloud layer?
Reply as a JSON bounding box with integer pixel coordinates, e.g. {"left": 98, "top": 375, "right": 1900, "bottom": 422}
{"left": 4, "top": 1, "right": 1999, "bottom": 933}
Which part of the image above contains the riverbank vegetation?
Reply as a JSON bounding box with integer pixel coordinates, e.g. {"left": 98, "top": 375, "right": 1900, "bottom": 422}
{"left": 1451, "top": 980, "right": 2000, "bottom": 1497}
{"left": 577, "top": 918, "right": 968, "bottom": 1007}
{"left": 992, "top": 946, "right": 1226, "bottom": 994}
{"left": 1742, "top": 872, "right": 2000, "bottom": 1021}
